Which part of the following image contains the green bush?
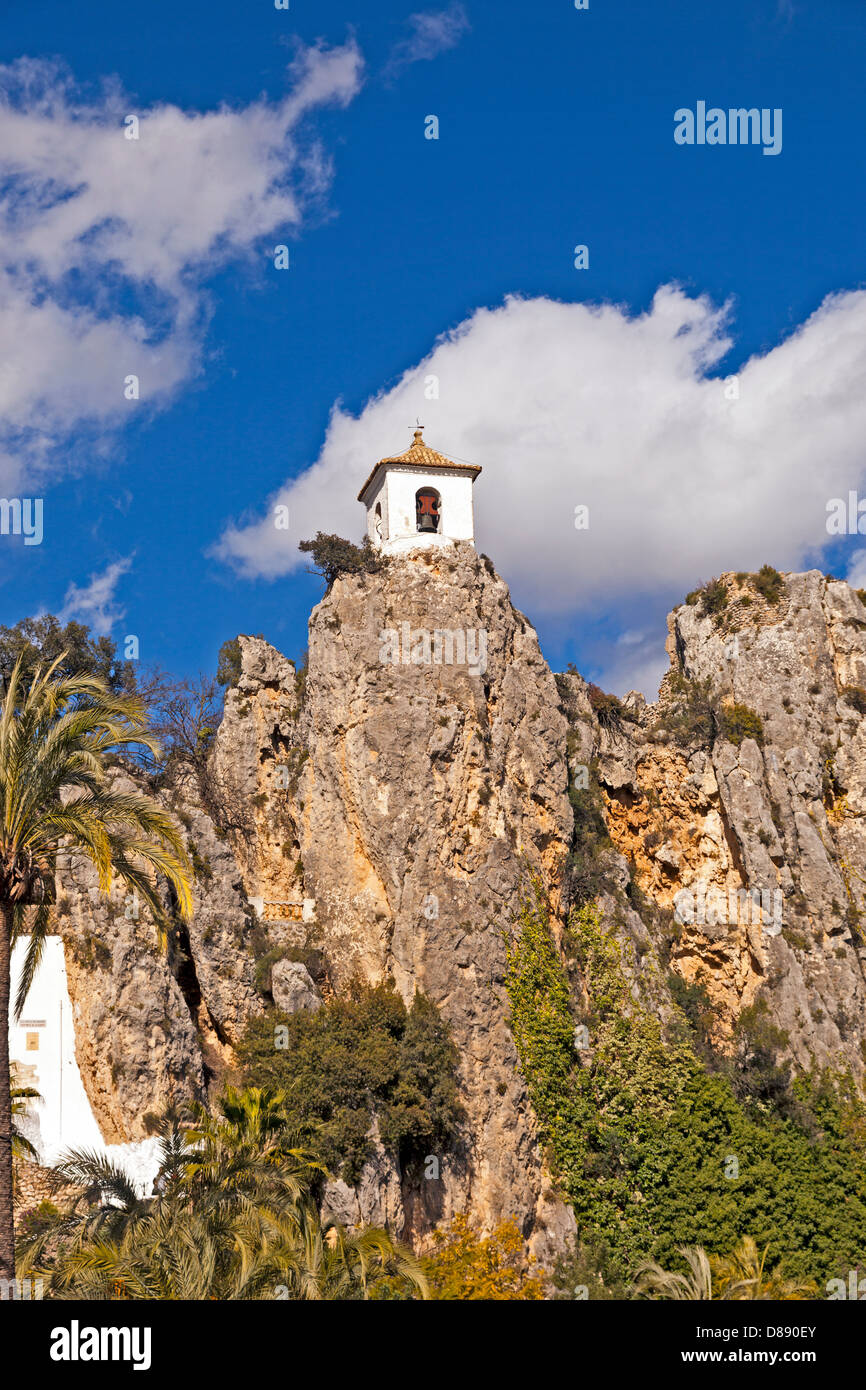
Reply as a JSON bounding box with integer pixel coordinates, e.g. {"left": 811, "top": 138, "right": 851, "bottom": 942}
{"left": 719, "top": 701, "right": 764, "bottom": 747}
{"left": 552, "top": 1234, "right": 629, "bottom": 1300}
{"left": 659, "top": 671, "right": 717, "bottom": 747}
{"left": 237, "top": 983, "right": 462, "bottom": 1184}
{"left": 217, "top": 637, "right": 243, "bottom": 688}
{"left": 586, "top": 682, "right": 631, "bottom": 732}
{"left": 298, "top": 532, "right": 389, "bottom": 589}
{"left": 564, "top": 769, "right": 615, "bottom": 907}
{"left": 752, "top": 564, "right": 784, "bottom": 605}
{"left": 731, "top": 999, "right": 792, "bottom": 1109}
{"left": 667, "top": 972, "right": 716, "bottom": 1063}
{"left": 685, "top": 578, "right": 728, "bottom": 617}
{"left": 0, "top": 613, "right": 136, "bottom": 692}
{"left": 503, "top": 889, "right": 866, "bottom": 1284}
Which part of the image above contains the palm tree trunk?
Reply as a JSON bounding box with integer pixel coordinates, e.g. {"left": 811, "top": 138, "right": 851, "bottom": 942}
{"left": 0, "top": 898, "right": 15, "bottom": 1282}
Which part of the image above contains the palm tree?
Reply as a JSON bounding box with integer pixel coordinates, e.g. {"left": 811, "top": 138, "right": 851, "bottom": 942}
{"left": 19, "top": 1087, "right": 427, "bottom": 1300}
{"left": 633, "top": 1246, "right": 717, "bottom": 1300}
{"left": 711, "top": 1236, "right": 818, "bottom": 1301}
{"left": 634, "top": 1238, "right": 819, "bottom": 1300}
{"left": 11, "top": 1064, "right": 40, "bottom": 1162}
{"left": 0, "top": 653, "right": 193, "bottom": 1281}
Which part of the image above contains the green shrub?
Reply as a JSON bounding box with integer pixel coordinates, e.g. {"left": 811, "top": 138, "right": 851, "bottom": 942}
{"left": 553, "top": 1234, "right": 629, "bottom": 1300}
{"left": 752, "top": 564, "right": 784, "bottom": 605}
{"left": 298, "top": 532, "right": 389, "bottom": 589}
{"left": 731, "top": 999, "right": 791, "bottom": 1108}
{"left": 564, "top": 770, "right": 615, "bottom": 907}
{"left": 659, "top": 671, "right": 717, "bottom": 747}
{"left": 686, "top": 578, "right": 728, "bottom": 617}
{"left": 253, "top": 946, "right": 290, "bottom": 996}
{"left": 188, "top": 840, "right": 212, "bottom": 883}
{"left": 217, "top": 637, "right": 243, "bottom": 688}
{"left": 16, "top": 1199, "right": 61, "bottom": 1244}
{"left": 719, "top": 701, "right": 764, "bottom": 747}
{"left": 821, "top": 746, "right": 843, "bottom": 804}
{"left": 293, "top": 649, "right": 308, "bottom": 711}
{"left": 503, "top": 888, "right": 866, "bottom": 1285}
{"left": 237, "top": 983, "right": 462, "bottom": 1183}
{"left": 586, "top": 682, "right": 631, "bottom": 732}
{"left": 667, "top": 972, "right": 716, "bottom": 1062}
{"left": 701, "top": 577, "right": 728, "bottom": 615}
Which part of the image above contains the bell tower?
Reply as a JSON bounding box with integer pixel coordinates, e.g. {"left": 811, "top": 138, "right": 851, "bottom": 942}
{"left": 358, "top": 427, "right": 481, "bottom": 555}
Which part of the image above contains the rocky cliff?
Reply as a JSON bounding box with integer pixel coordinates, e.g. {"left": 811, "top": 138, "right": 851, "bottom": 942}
{"left": 582, "top": 569, "right": 866, "bottom": 1077}
{"left": 56, "top": 777, "right": 262, "bottom": 1142}
{"left": 52, "top": 557, "right": 866, "bottom": 1259}
{"left": 213, "top": 543, "right": 576, "bottom": 1256}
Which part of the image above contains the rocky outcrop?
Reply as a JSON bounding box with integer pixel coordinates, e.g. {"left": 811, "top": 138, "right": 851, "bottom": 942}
{"left": 213, "top": 546, "right": 576, "bottom": 1257}
{"left": 271, "top": 959, "right": 321, "bottom": 1014}
{"left": 55, "top": 777, "right": 262, "bottom": 1142}
{"left": 50, "top": 556, "right": 866, "bottom": 1263}
{"left": 577, "top": 570, "right": 866, "bottom": 1076}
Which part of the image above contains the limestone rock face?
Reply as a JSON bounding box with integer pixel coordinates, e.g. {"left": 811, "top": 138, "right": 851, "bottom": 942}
{"left": 320, "top": 1126, "right": 404, "bottom": 1232}
{"left": 55, "top": 777, "right": 262, "bottom": 1141}
{"left": 175, "top": 792, "right": 263, "bottom": 1048}
{"left": 57, "top": 851, "right": 202, "bottom": 1144}
{"left": 213, "top": 635, "right": 308, "bottom": 926}
{"left": 214, "top": 546, "right": 575, "bottom": 1256}
{"left": 586, "top": 570, "right": 866, "bottom": 1074}
{"left": 55, "top": 555, "right": 866, "bottom": 1261}
{"left": 271, "top": 959, "right": 321, "bottom": 1014}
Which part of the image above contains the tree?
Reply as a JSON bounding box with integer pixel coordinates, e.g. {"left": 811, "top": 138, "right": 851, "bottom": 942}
{"left": 585, "top": 682, "right": 631, "bottom": 734}
{"left": 711, "top": 1236, "right": 817, "bottom": 1301}
{"left": 132, "top": 668, "right": 255, "bottom": 841}
{"left": 20, "top": 1087, "right": 426, "bottom": 1300}
{"left": 633, "top": 1246, "right": 716, "bottom": 1300}
{"left": 10, "top": 1065, "right": 39, "bottom": 1161}
{"left": 0, "top": 616, "right": 135, "bottom": 694}
{"left": 422, "top": 1214, "right": 546, "bottom": 1300}
{"left": 298, "top": 533, "right": 387, "bottom": 589}
{"left": 237, "top": 983, "right": 462, "bottom": 1185}
{"left": 633, "top": 1239, "right": 818, "bottom": 1300}
{"left": 216, "top": 638, "right": 242, "bottom": 689}
{"left": 0, "top": 653, "right": 193, "bottom": 1282}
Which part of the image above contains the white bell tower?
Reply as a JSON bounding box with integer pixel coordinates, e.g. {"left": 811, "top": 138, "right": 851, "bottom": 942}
{"left": 358, "top": 428, "right": 481, "bottom": 556}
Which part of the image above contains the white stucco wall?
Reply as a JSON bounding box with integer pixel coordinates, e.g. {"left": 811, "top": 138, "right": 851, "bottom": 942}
{"left": 365, "top": 465, "right": 475, "bottom": 553}
{"left": 10, "top": 937, "right": 161, "bottom": 1195}
{"left": 363, "top": 471, "right": 388, "bottom": 546}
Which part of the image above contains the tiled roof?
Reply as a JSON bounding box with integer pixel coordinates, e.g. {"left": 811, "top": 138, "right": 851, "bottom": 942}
{"left": 358, "top": 429, "right": 481, "bottom": 502}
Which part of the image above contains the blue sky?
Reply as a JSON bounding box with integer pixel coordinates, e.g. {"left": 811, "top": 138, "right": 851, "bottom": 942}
{"left": 1, "top": 0, "right": 865, "bottom": 695}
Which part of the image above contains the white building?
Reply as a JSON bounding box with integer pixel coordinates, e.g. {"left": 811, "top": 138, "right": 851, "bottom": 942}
{"left": 358, "top": 428, "right": 481, "bottom": 555}
{"left": 10, "top": 937, "right": 161, "bottom": 1194}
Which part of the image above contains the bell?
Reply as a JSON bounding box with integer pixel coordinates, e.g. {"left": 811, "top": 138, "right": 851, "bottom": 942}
{"left": 416, "top": 490, "right": 440, "bottom": 532}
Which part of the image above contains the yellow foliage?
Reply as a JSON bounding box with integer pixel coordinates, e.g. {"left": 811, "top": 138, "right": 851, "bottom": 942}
{"left": 423, "top": 1214, "right": 546, "bottom": 1300}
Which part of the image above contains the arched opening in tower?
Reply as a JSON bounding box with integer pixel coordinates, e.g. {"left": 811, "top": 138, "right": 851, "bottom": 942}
{"left": 415, "top": 487, "right": 441, "bottom": 534}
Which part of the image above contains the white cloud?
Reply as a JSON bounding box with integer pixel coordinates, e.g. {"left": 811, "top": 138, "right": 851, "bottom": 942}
{"left": 592, "top": 628, "right": 671, "bottom": 703}
{"left": 59, "top": 555, "right": 133, "bottom": 635}
{"left": 216, "top": 284, "right": 866, "bottom": 695}
{"left": 0, "top": 42, "right": 364, "bottom": 492}
{"left": 847, "top": 550, "right": 866, "bottom": 590}
{"left": 384, "top": 4, "right": 470, "bottom": 78}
